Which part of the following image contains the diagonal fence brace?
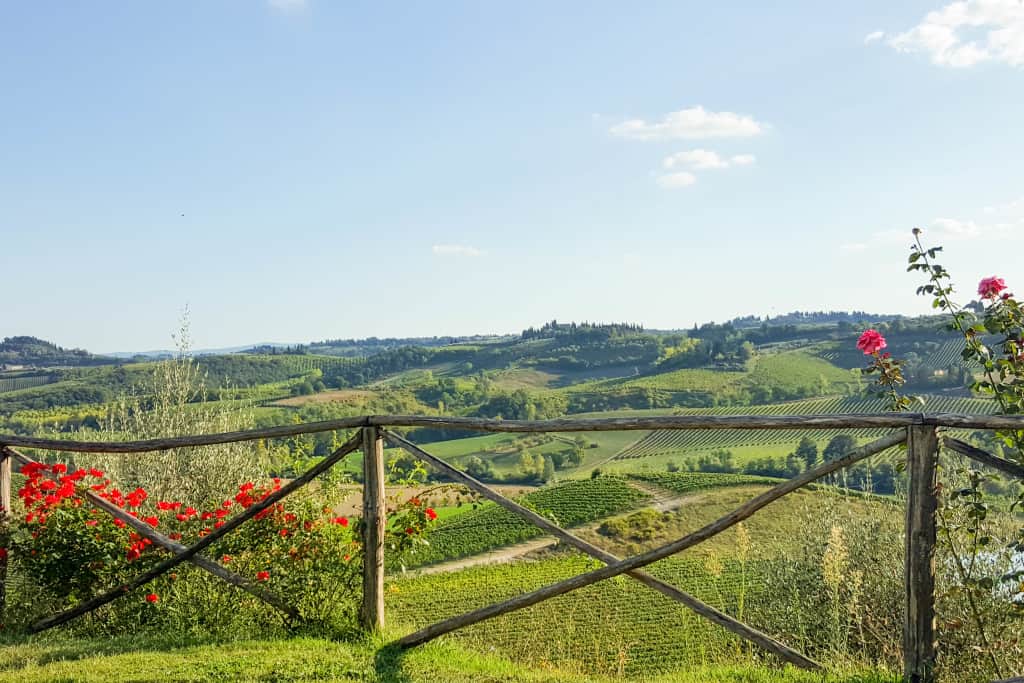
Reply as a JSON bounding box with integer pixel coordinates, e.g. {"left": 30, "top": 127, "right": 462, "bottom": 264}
{"left": 384, "top": 430, "right": 821, "bottom": 670}
{"left": 4, "top": 446, "right": 298, "bottom": 620}
{"left": 28, "top": 432, "right": 363, "bottom": 633}
{"left": 396, "top": 429, "right": 908, "bottom": 648}
{"left": 941, "top": 437, "right": 1024, "bottom": 479}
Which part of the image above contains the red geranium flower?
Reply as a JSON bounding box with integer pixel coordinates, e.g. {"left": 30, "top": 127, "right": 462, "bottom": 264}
{"left": 145, "top": 593, "right": 159, "bottom": 603}
{"left": 425, "top": 508, "right": 438, "bottom": 521}
{"left": 256, "top": 571, "right": 270, "bottom": 581}
{"left": 51, "top": 463, "right": 68, "bottom": 475}
{"left": 856, "top": 329, "right": 887, "bottom": 355}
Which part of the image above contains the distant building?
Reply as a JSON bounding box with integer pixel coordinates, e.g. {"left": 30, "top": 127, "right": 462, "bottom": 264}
{"left": 1, "top": 363, "right": 26, "bottom": 371}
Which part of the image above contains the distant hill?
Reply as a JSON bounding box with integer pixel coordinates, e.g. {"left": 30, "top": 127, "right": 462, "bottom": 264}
{"left": 0, "top": 336, "right": 112, "bottom": 367}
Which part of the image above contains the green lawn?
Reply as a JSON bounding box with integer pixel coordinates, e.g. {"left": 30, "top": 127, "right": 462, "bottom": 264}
{"left": 0, "top": 633, "right": 899, "bottom": 682}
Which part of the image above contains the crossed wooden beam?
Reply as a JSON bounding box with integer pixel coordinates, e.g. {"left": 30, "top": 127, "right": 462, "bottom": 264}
{"left": 383, "top": 429, "right": 910, "bottom": 669}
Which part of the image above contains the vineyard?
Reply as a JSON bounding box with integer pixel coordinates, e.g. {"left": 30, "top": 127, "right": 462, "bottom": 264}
{"left": 396, "top": 477, "right": 649, "bottom": 569}
{"left": 613, "top": 394, "right": 995, "bottom": 460}
{"left": 0, "top": 374, "right": 53, "bottom": 394}
{"left": 918, "top": 339, "right": 971, "bottom": 373}
{"left": 627, "top": 471, "right": 782, "bottom": 494}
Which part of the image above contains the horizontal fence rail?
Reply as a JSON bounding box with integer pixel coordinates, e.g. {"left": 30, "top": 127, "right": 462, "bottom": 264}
{"left": 3, "top": 412, "right": 1024, "bottom": 453}
{"left": 2, "top": 413, "right": 1023, "bottom": 683}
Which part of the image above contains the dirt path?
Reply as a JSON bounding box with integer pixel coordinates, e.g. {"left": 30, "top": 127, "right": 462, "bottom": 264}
{"left": 412, "top": 479, "right": 703, "bottom": 575}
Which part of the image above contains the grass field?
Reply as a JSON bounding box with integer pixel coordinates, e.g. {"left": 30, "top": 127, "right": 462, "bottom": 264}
{"left": 0, "top": 633, "right": 899, "bottom": 682}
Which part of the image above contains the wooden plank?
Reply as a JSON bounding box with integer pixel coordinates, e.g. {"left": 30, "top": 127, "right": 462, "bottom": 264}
{"left": 4, "top": 447, "right": 297, "bottom": 620}
{"left": 385, "top": 430, "right": 821, "bottom": 670}
{"left": 360, "top": 426, "right": 386, "bottom": 631}
{"left": 0, "top": 416, "right": 369, "bottom": 453}
{"left": 904, "top": 426, "right": 939, "bottom": 683}
{"left": 397, "top": 429, "right": 907, "bottom": 647}
{"left": 371, "top": 414, "right": 923, "bottom": 432}
{"left": 942, "top": 437, "right": 1024, "bottom": 479}
{"left": 29, "top": 433, "right": 362, "bottom": 633}
{"left": 0, "top": 451, "right": 10, "bottom": 622}
{"left": 4, "top": 413, "right": 1024, "bottom": 452}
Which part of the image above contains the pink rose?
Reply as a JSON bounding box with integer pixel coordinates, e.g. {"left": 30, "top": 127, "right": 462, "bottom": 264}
{"left": 856, "top": 329, "right": 887, "bottom": 355}
{"left": 977, "top": 276, "right": 1007, "bottom": 300}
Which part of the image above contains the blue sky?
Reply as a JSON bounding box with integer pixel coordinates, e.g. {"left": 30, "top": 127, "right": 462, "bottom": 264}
{"left": 2, "top": 1, "right": 1022, "bottom": 352}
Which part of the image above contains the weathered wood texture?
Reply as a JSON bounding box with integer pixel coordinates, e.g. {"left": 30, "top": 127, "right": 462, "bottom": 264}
{"left": 942, "top": 437, "right": 1024, "bottom": 479}
{"left": 396, "top": 429, "right": 907, "bottom": 647}
{"left": 385, "top": 430, "right": 820, "bottom": 670}
{"left": 4, "top": 412, "right": 1024, "bottom": 452}
{"left": 0, "top": 417, "right": 368, "bottom": 453}
{"left": 904, "top": 426, "right": 939, "bottom": 683}
{"left": 29, "top": 434, "right": 362, "bottom": 633}
{"left": 0, "top": 451, "right": 10, "bottom": 621}
{"left": 360, "top": 426, "right": 386, "bottom": 631}
{"left": 4, "top": 447, "right": 297, "bottom": 619}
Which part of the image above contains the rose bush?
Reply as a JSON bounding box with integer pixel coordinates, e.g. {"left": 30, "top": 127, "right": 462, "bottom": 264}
{"left": 7, "top": 458, "right": 436, "bottom": 636}
{"left": 857, "top": 229, "right": 1024, "bottom": 680}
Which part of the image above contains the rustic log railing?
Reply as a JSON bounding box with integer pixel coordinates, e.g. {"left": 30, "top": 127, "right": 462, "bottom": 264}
{"left": 2, "top": 412, "right": 1024, "bottom": 683}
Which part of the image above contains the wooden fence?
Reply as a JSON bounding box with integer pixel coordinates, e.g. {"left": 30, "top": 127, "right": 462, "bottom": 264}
{"left": 3, "top": 412, "right": 1024, "bottom": 683}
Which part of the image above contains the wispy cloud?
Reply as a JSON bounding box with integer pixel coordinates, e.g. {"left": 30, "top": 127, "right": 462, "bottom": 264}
{"left": 663, "top": 149, "right": 730, "bottom": 170}
{"left": 883, "top": 0, "right": 1024, "bottom": 68}
{"left": 657, "top": 149, "right": 755, "bottom": 187}
{"left": 841, "top": 213, "right": 1024, "bottom": 251}
{"left": 268, "top": 0, "right": 307, "bottom": 12}
{"left": 432, "top": 244, "right": 485, "bottom": 257}
{"left": 610, "top": 106, "right": 765, "bottom": 141}
{"left": 656, "top": 172, "right": 698, "bottom": 189}
{"left": 864, "top": 30, "right": 886, "bottom": 44}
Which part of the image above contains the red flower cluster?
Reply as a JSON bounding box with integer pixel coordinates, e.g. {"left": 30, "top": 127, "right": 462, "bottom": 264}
{"left": 18, "top": 462, "right": 98, "bottom": 524}
{"left": 425, "top": 508, "right": 438, "bottom": 521}
{"left": 856, "top": 329, "right": 887, "bottom": 355}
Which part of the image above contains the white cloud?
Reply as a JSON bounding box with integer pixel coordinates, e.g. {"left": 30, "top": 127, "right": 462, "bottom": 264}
{"left": 864, "top": 30, "right": 886, "bottom": 44}
{"left": 887, "top": 0, "right": 1024, "bottom": 68}
{"left": 610, "top": 106, "right": 765, "bottom": 141}
{"left": 656, "top": 150, "right": 755, "bottom": 188}
{"left": 845, "top": 213, "right": 1021, "bottom": 253}
{"left": 432, "top": 244, "right": 485, "bottom": 257}
{"left": 662, "top": 149, "right": 756, "bottom": 172}
{"left": 656, "top": 172, "right": 698, "bottom": 189}
{"left": 268, "top": 0, "right": 307, "bottom": 11}
{"left": 663, "top": 149, "right": 729, "bottom": 170}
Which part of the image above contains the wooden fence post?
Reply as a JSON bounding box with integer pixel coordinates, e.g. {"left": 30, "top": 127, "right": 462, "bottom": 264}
{"left": 360, "top": 425, "right": 386, "bottom": 631}
{"left": 904, "top": 425, "right": 939, "bottom": 683}
{"left": 0, "top": 452, "right": 10, "bottom": 622}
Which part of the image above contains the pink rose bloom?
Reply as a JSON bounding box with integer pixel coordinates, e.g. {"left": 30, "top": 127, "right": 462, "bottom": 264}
{"left": 977, "top": 276, "right": 1007, "bottom": 300}
{"left": 856, "top": 329, "right": 887, "bottom": 355}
